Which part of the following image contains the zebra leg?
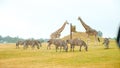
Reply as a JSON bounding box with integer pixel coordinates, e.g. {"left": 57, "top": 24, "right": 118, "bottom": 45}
{"left": 85, "top": 46, "right": 88, "bottom": 51}
{"left": 106, "top": 44, "right": 109, "bottom": 49}
{"left": 31, "top": 44, "right": 35, "bottom": 49}
{"left": 56, "top": 46, "right": 58, "bottom": 52}
{"left": 70, "top": 44, "right": 72, "bottom": 51}
{"left": 16, "top": 45, "right": 19, "bottom": 49}
{"left": 60, "top": 46, "right": 62, "bottom": 52}
{"left": 39, "top": 43, "right": 42, "bottom": 47}
{"left": 47, "top": 43, "right": 51, "bottom": 50}
{"left": 104, "top": 44, "right": 108, "bottom": 49}
{"left": 73, "top": 45, "right": 75, "bottom": 52}
{"left": 16, "top": 43, "right": 19, "bottom": 49}
{"left": 65, "top": 45, "right": 68, "bottom": 52}
{"left": 23, "top": 44, "right": 27, "bottom": 49}
{"left": 37, "top": 44, "right": 40, "bottom": 49}
{"left": 79, "top": 46, "right": 82, "bottom": 51}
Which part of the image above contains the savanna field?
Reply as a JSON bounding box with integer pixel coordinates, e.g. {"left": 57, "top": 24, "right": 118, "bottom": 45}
{"left": 0, "top": 40, "right": 120, "bottom": 68}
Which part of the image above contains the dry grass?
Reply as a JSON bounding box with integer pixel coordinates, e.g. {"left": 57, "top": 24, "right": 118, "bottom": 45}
{"left": 0, "top": 41, "right": 120, "bottom": 68}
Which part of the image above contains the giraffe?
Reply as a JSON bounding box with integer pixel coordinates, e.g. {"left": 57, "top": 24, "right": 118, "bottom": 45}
{"left": 78, "top": 16, "right": 99, "bottom": 45}
{"left": 50, "top": 21, "right": 69, "bottom": 39}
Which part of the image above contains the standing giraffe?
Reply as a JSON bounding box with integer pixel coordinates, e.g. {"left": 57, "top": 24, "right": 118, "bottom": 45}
{"left": 78, "top": 16, "right": 99, "bottom": 45}
{"left": 50, "top": 21, "right": 69, "bottom": 39}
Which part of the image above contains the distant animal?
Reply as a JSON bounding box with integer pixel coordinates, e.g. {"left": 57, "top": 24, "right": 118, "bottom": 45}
{"left": 47, "top": 39, "right": 68, "bottom": 52}
{"left": 50, "top": 21, "right": 69, "bottom": 39}
{"left": 23, "top": 39, "right": 32, "bottom": 49}
{"left": 31, "top": 40, "right": 42, "bottom": 49}
{"left": 103, "top": 38, "right": 109, "bottom": 49}
{"left": 66, "top": 38, "right": 88, "bottom": 52}
{"left": 78, "top": 17, "right": 100, "bottom": 45}
{"left": 23, "top": 39, "right": 42, "bottom": 49}
{"left": 16, "top": 40, "right": 24, "bottom": 49}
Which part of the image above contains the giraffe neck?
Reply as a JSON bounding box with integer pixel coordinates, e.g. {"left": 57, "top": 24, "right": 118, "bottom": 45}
{"left": 79, "top": 18, "right": 92, "bottom": 31}
{"left": 50, "top": 22, "right": 68, "bottom": 39}
{"left": 56, "top": 22, "right": 67, "bottom": 33}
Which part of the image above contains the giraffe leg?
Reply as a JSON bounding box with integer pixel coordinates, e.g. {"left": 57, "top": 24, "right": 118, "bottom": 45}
{"left": 87, "top": 35, "right": 90, "bottom": 46}
{"left": 94, "top": 40, "right": 97, "bottom": 46}
{"left": 94, "top": 36, "right": 98, "bottom": 46}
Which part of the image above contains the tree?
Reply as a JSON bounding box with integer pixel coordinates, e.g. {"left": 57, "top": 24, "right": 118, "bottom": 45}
{"left": 0, "top": 35, "right": 3, "bottom": 43}
{"left": 97, "top": 31, "right": 103, "bottom": 37}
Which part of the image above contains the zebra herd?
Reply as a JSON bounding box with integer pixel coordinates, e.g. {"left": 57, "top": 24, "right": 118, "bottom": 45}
{"left": 16, "top": 39, "right": 42, "bottom": 49}
{"left": 16, "top": 38, "right": 88, "bottom": 52}
{"left": 16, "top": 38, "right": 109, "bottom": 52}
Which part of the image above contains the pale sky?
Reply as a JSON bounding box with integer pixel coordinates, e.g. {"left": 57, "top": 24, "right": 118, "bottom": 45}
{"left": 0, "top": 0, "right": 120, "bottom": 39}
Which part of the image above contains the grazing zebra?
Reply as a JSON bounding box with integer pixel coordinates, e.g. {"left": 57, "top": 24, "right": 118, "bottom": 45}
{"left": 47, "top": 39, "right": 68, "bottom": 52}
{"left": 23, "top": 39, "right": 32, "bottom": 49}
{"left": 66, "top": 38, "right": 88, "bottom": 52}
{"left": 103, "top": 38, "right": 109, "bottom": 49}
{"left": 23, "top": 39, "right": 42, "bottom": 49}
{"left": 16, "top": 40, "right": 24, "bottom": 49}
{"left": 31, "top": 40, "right": 42, "bottom": 49}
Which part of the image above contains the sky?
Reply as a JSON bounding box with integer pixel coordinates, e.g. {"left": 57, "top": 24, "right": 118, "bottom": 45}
{"left": 0, "top": 0, "right": 120, "bottom": 39}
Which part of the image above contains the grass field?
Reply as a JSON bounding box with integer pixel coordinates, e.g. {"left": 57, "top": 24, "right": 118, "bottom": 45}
{"left": 0, "top": 40, "right": 120, "bottom": 68}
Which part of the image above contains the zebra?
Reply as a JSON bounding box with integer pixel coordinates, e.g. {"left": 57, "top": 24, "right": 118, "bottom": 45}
{"left": 66, "top": 38, "right": 88, "bottom": 52}
{"left": 23, "top": 39, "right": 42, "bottom": 49}
{"left": 23, "top": 39, "right": 32, "bottom": 49}
{"left": 103, "top": 38, "right": 109, "bottom": 49}
{"left": 31, "top": 40, "right": 42, "bottom": 49}
{"left": 16, "top": 40, "right": 24, "bottom": 49}
{"left": 47, "top": 39, "right": 68, "bottom": 52}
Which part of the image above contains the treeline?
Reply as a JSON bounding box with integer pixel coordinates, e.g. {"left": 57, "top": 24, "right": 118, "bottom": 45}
{"left": 0, "top": 35, "right": 48, "bottom": 43}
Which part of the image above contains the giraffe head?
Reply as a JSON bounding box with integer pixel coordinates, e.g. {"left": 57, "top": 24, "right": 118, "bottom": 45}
{"left": 65, "top": 20, "right": 69, "bottom": 24}
{"left": 78, "top": 16, "right": 81, "bottom": 20}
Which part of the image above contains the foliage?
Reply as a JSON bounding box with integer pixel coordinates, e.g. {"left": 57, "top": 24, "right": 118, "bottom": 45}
{"left": 37, "top": 38, "right": 45, "bottom": 43}
{"left": 0, "top": 36, "right": 21, "bottom": 43}
{"left": 0, "top": 35, "right": 46, "bottom": 43}
{"left": 97, "top": 31, "right": 103, "bottom": 37}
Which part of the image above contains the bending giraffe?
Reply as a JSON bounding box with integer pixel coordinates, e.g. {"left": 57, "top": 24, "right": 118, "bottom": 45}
{"left": 50, "top": 21, "right": 69, "bottom": 39}
{"left": 78, "top": 16, "right": 100, "bottom": 45}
